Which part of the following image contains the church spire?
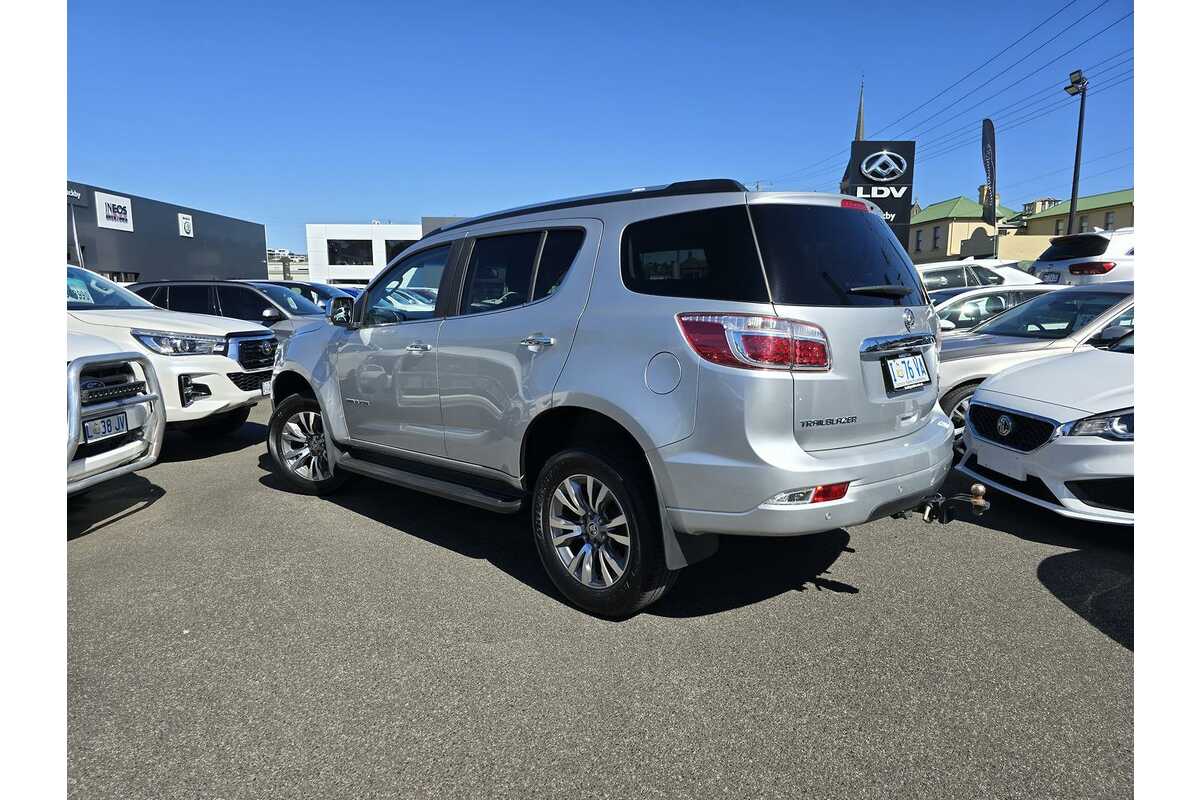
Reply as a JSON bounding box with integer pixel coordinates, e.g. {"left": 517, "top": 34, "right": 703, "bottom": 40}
{"left": 854, "top": 80, "right": 866, "bottom": 141}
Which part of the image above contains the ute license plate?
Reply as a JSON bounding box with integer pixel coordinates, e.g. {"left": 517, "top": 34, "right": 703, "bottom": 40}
{"left": 1042, "top": 271, "right": 1061, "bottom": 283}
{"left": 84, "top": 412, "right": 128, "bottom": 443}
{"left": 885, "top": 353, "right": 930, "bottom": 390}
{"left": 261, "top": 380, "right": 271, "bottom": 397}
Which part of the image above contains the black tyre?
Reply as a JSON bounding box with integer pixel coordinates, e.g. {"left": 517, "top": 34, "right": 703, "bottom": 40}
{"left": 941, "top": 383, "right": 979, "bottom": 452}
{"left": 267, "top": 394, "right": 348, "bottom": 495}
{"left": 532, "top": 448, "right": 676, "bottom": 617}
{"left": 184, "top": 406, "right": 252, "bottom": 437}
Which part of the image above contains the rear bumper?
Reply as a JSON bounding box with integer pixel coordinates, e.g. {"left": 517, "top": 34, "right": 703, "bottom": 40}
{"left": 658, "top": 413, "right": 954, "bottom": 536}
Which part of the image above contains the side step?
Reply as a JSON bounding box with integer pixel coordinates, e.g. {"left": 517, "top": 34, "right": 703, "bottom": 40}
{"left": 336, "top": 454, "right": 524, "bottom": 514}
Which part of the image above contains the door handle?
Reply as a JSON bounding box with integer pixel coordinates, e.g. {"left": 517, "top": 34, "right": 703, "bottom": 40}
{"left": 519, "top": 335, "right": 555, "bottom": 349}
{"left": 405, "top": 342, "right": 433, "bottom": 353}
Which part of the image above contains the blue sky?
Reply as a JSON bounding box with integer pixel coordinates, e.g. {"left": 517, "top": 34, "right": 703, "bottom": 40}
{"left": 68, "top": 0, "right": 1133, "bottom": 251}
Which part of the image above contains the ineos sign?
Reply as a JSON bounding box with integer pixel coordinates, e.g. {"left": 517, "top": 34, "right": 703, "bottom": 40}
{"left": 94, "top": 191, "right": 134, "bottom": 232}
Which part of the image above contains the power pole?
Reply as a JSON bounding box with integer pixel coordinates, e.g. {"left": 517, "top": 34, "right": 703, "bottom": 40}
{"left": 1064, "top": 70, "right": 1088, "bottom": 235}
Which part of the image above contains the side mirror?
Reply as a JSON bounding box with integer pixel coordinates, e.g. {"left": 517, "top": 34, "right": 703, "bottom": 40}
{"left": 329, "top": 296, "right": 354, "bottom": 327}
{"left": 939, "top": 318, "right": 956, "bottom": 332}
{"left": 261, "top": 307, "right": 283, "bottom": 322}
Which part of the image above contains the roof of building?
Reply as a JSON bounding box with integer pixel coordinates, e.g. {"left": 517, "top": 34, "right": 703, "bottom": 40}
{"left": 1025, "top": 188, "right": 1134, "bottom": 219}
{"left": 909, "top": 196, "right": 1018, "bottom": 225}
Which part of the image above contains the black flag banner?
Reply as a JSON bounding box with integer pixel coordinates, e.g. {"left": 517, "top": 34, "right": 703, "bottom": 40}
{"left": 981, "top": 119, "right": 997, "bottom": 226}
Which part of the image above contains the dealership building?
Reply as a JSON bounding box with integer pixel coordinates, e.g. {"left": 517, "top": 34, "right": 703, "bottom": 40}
{"left": 67, "top": 181, "right": 267, "bottom": 283}
{"left": 306, "top": 217, "right": 463, "bottom": 286}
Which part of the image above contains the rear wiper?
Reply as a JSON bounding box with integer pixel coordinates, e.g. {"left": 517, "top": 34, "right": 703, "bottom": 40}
{"left": 847, "top": 285, "right": 911, "bottom": 298}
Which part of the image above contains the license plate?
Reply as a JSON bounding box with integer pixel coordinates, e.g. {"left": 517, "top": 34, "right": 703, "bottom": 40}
{"left": 977, "top": 444, "right": 1027, "bottom": 481}
{"left": 885, "top": 353, "right": 930, "bottom": 390}
{"left": 261, "top": 380, "right": 271, "bottom": 397}
{"left": 83, "top": 412, "right": 128, "bottom": 443}
{"left": 1042, "top": 271, "right": 1060, "bottom": 283}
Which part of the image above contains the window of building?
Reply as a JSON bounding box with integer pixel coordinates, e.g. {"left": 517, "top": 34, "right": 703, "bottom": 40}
{"left": 1055, "top": 219, "right": 1065, "bottom": 235}
{"left": 217, "top": 285, "right": 275, "bottom": 322}
{"left": 621, "top": 206, "right": 768, "bottom": 302}
{"left": 932, "top": 226, "right": 942, "bottom": 249}
{"left": 1104, "top": 211, "right": 1116, "bottom": 230}
{"left": 914, "top": 229, "right": 923, "bottom": 252}
{"left": 168, "top": 285, "right": 215, "bottom": 315}
{"left": 532, "top": 229, "right": 586, "bottom": 301}
{"left": 386, "top": 239, "right": 418, "bottom": 264}
{"left": 327, "top": 239, "right": 374, "bottom": 265}
{"left": 461, "top": 232, "right": 542, "bottom": 315}
{"left": 1078, "top": 216, "right": 1089, "bottom": 233}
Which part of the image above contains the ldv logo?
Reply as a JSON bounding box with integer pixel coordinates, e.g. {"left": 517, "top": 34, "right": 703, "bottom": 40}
{"left": 855, "top": 185, "right": 909, "bottom": 199}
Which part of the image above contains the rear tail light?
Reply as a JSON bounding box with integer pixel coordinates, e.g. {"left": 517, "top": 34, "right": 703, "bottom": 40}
{"left": 840, "top": 198, "right": 870, "bottom": 211}
{"left": 810, "top": 482, "right": 850, "bottom": 503}
{"left": 1069, "top": 261, "right": 1116, "bottom": 275}
{"left": 763, "top": 482, "right": 851, "bottom": 506}
{"left": 677, "top": 313, "right": 830, "bottom": 371}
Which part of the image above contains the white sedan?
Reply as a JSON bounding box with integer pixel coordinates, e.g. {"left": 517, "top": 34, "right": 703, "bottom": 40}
{"left": 956, "top": 332, "right": 1133, "bottom": 525}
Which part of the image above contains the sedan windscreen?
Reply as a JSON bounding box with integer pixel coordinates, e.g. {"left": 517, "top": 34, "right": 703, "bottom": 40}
{"left": 973, "top": 290, "right": 1128, "bottom": 339}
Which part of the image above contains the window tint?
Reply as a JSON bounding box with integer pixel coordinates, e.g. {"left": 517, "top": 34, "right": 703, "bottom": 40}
{"left": 365, "top": 245, "right": 449, "bottom": 326}
{"left": 169, "top": 285, "right": 215, "bottom": 315}
{"left": 461, "top": 232, "right": 541, "bottom": 314}
{"left": 533, "top": 229, "right": 585, "bottom": 301}
{"left": 1037, "top": 234, "right": 1110, "bottom": 261}
{"left": 327, "top": 239, "right": 374, "bottom": 265}
{"left": 923, "top": 267, "right": 966, "bottom": 289}
{"left": 751, "top": 204, "right": 924, "bottom": 306}
{"left": 386, "top": 239, "right": 418, "bottom": 264}
{"left": 251, "top": 283, "right": 324, "bottom": 315}
{"left": 622, "top": 206, "right": 767, "bottom": 302}
{"left": 975, "top": 291, "right": 1129, "bottom": 340}
{"left": 218, "top": 286, "right": 274, "bottom": 322}
{"left": 969, "top": 266, "right": 1005, "bottom": 286}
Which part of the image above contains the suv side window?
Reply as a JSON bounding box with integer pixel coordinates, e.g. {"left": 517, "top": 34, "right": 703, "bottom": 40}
{"left": 169, "top": 284, "right": 216, "bottom": 315}
{"left": 364, "top": 244, "right": 450, "bottom": 327}
{"left": 460, "top": 232, "right": 541, "bottom": 315}
{"left": 135, "top": 285, "right": 168, "bottom": 307}
{"left": 924, "top": 267, "right": 966, "bottom": 289}
{"left": 532, "top": 229, "right": 586, "bottom": 301}
{"left": 622, "top": 206, "right": 768, "bottom": 302}
{"left": 218, "top": 285, "right": 275, "bottom": 322}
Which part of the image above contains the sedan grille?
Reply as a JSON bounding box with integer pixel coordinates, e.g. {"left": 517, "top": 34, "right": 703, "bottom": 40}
{"left": 968, "top": 403, "right": 1055, "bottom": 452}
{"left": 233, "top": 337, "right": 277, "bottom": 370}
{"left": 227, "top": 370, "right": 272, "bottom": 392}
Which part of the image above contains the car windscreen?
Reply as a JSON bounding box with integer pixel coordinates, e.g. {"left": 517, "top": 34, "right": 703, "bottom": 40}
{"left": 67, "top": 266, "right": 156, "bottom": 310}
{"left": 973, "top": 290, "right": 1127, "bottom": 340}
{"left": 250, "top": 283, "right": 325, "bottom": 315}
{"left": 750, "top": 204, "right": 926, "bottom": 306}
{"left": 1037, "top": 234, "right": 1110, "bottom": 261}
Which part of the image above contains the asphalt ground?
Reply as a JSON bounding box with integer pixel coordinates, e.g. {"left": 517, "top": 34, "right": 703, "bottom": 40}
{"left": 68, "top": 404, "right": 1133, "bottom": 799}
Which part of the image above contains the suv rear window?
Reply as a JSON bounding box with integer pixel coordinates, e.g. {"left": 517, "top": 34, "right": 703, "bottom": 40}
{"left": 1037, "top": 234, "right": 1110, "bottom": 261}
{"left": 621, "top": 206, "right": 769, "bottom": 302}
{"left": 750, "top": 204, "right": 925, "bottom": 306}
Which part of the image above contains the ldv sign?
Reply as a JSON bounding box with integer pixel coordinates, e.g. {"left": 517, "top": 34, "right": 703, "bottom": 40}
{"left": 840, "top": 140, "right": 915, "bottom": 246}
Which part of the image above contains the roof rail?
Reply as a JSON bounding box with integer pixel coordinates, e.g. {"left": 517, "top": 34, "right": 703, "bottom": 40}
{"left": 424, "top": 178, "right": 748, "bottom": 238}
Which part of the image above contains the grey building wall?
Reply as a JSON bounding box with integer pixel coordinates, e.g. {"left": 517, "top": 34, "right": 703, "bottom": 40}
{"left": 67, "top": 181, "right": 267, "bottom": 281}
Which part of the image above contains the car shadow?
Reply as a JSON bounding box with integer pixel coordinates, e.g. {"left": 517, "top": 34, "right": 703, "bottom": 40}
{"left": 256, "top": 455, "right": 857, "bottom": 619}
{"left": 156, "top": 421, "right": 268, "bottom": 463}
{"left": 68, "top": 472, "right": 165, "bottom": 541}
{"left": 943, "top": 472, "right": 1133, "bottom": 650}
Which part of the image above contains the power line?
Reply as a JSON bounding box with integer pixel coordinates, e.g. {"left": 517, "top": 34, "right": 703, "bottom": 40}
{"left": 998, "top": 146, "right": 1132, "bottom": 193}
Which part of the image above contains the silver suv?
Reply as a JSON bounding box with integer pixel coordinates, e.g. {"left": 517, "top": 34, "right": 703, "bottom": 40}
{"left": 267, "top": 180, "right": 954, "bottom": 616}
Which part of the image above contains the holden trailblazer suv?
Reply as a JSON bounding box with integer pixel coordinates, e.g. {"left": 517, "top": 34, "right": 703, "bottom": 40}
{"left": 68, "top": 267, "right": 278, "bottom": 436}
{"left": 266, "top": 180, "right": 954, "bottom": 616}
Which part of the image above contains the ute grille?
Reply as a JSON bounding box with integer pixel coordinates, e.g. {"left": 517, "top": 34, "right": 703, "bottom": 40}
{"left": 234, "top": 337, "right": 277, "bottom": 370}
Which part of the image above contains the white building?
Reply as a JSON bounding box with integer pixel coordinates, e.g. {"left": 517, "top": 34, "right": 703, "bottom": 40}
{"left": 305, "top": 222, "right": 423, "bottom": 286}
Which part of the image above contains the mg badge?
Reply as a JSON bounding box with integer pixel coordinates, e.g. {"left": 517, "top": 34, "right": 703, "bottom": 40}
{"left": 996, "top": 415, "right": 1014, "bottom": 438}
{"left": 903, "top": 308, "right": 915, "bottom": 331}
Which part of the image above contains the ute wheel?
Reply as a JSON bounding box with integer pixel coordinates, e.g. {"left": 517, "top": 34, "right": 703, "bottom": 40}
{"left": 185, "top": 406, "right": 252, "bottom": 437}
{"left": 267, "top": 394, "right": 348, "bottom": 495}
{"left": 532, "top": 448, "right": 677, "bottom": 618}
{"left": 941, "top": 383, "right": 979, "bottom": 453}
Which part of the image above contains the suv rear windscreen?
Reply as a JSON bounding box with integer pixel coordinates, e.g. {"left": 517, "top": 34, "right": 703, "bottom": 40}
{"left": 1037, "top": 234, "right": 1110, "bottom": 261}
{"left": 750, "top": 204, "right": 925, "bottom": 307}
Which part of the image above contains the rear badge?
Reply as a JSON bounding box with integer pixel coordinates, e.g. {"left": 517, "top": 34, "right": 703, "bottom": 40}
{"left": 903, "top": 308, "right": 915, "bottom": 331}
{"left": 798, "top": 415, "right": 858, "bottom": 429}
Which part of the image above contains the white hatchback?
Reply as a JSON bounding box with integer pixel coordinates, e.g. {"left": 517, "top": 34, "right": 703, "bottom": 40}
{"left": 1029, "top": 229, "right": 1134, "bottom": 286}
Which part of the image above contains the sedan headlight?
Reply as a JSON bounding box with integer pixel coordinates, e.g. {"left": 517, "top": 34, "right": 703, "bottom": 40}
{"left": 131, "top": 329, "right": 227, "bottom": 356}
{"left": 1061, "top": 408, "right": 1133, "bottom": 441}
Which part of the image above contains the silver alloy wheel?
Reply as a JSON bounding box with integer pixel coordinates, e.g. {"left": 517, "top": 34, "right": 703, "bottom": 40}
{"left": 279, "top": 410, "right": 331, "bottom": 482}
{"left": 950, "top": 395, "right": 972, "bottom": 452}
{"left": 548, "top": 474, "right": 630, "bottom": 589}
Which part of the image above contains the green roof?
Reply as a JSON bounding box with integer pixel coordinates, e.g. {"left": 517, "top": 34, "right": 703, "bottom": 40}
{"left": 910, "top": 196, "right": 1018, "bottom": 225}
{"left": 1026, "top": 188, "right": 1134, "bottom": 219}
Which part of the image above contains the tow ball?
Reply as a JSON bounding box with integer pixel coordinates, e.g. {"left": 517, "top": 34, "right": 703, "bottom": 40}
{"left": 893, "top": 483, "right": 990, "bottom": 524}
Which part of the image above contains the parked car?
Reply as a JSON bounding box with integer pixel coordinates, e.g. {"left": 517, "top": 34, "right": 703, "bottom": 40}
{"left": 958, "top": 331, "right": 1133, "bottom": 525}
{"left": 335, "top": 286, "right": 364, "bottom": 298}
{"left": 1027, "top": 228, "right": 1134, "bottom": 285}
{"left": 933, "top": 284, "right": 1061, "bottom": 334}
{"left": 916, "top": 258, "right": 1041, "bottom": 290}
{"left": 69, "top": 266, "right": 276, "bottom": 435}
{"left": 267, "top": 179, "right": 955, "bottom": 617}
{"left": 67, "top": 332, "right": 166, "bottom": 494}
{"left": 128, "top": 279, "right": 327, "bottom": 342}
{"left": 938, "top": 281, "right": 1133, "bottom": 444}
{"left": 254, "top": 280, "right": 355, "bottom": 314}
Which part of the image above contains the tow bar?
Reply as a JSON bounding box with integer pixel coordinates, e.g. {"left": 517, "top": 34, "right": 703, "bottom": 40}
{"left": 893, "top": 483, "right": 990, "bottom": 524}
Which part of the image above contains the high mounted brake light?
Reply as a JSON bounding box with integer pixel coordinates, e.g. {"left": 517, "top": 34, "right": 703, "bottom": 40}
{"left": 676, "top": 313, "right": 830, "bottom": 371}
{"left": 840, "top": 199, "right": 870, "bottom": 211}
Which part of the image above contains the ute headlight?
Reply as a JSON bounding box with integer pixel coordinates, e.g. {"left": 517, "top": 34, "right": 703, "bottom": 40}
{"left": 1061, "top": 408, "right": 1133, "bottom": 441}
{"left": 131, "top": 329, "right": 227, "bottom": 356}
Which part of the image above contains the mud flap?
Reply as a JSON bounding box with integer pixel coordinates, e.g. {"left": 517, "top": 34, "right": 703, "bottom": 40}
{"left": 659, "top": 501, "right": 718, "bottom": 569}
